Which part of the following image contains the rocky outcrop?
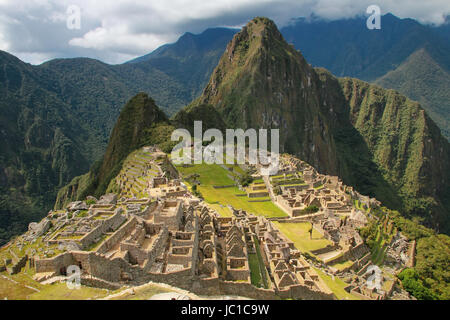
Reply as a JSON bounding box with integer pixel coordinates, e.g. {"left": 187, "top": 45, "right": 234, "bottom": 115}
{"left": 98, "top": 193, "right": 118, "bottom": 205}
{"left": 25, "top": 219, "right": 51, "bottom": 241}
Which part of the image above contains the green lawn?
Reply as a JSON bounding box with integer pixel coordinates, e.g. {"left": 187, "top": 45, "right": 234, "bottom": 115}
{"left": 199, "top": 185, "right": 287, "bottom": 218}
{"left": 330, "top": 260, "right": 354, "bottom": 271}
{"left": 273, "top": 222, "right": 333, "bottom": 255}
{"left": 28, "top": 282, "right": 112, "bottom": 300}
{"left": 312, "top": 267, "right": 359, "bottom": 300}
{"left": 208, "top": 203, "right": 233, "bottom": 217}
{"left": 176, "top": 163, "right": 236, "bottom": 186}
{"left": 371, "top": 227, "right": 388, "bottom": 265}
{"left": 108, "top": 283, "right": 173, "bottom": 300}
{"left": 224, "top": 163, "right": 245, "bottom": 176}
{"left": 0, "top": 272, "right": 42, "bottom": 300}
{"left": 177, "top": 163, "right": 287, "bottom": 218}
{"left": 0, "top": 263, "right": 113, "bottom": 300}
{"left": 248, "top": 253, "right": 263, "bottom": 288}
{"left": 253, "top": 235, "right": 270, "bottom": 289}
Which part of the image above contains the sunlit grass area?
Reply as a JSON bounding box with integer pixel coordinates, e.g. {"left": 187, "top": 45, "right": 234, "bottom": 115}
{"left": 273, "top": 222, "right": 333, "bottom": 255}
{"left": 28, "top": 282, "right": 112, "bottom": 300}
{"left": 312, "top": 267, "right": 358, "bottom": 300}
{"left": 176, "top": 163, "right": 235, "bottom": 186}
{"left": 330, "top": 260, "right": 354, "bottom": 271}
{"left": 207, "top": 203, "right": 233, "bottom": 217}
{"left": 108, "top": 283, "right": 174, "bottom": 300}
{"left": 0, "top": 267, "right": 114, "bottom": 300}
{"left": 199, "top": 186, "right": 287, "bottom": 218}
{"left": 176, "top": 163, "right": 287, "bottom": 218}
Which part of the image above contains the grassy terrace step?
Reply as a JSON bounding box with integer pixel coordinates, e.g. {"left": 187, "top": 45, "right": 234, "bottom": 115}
{"left": 330, "top": 260, "right": 355, "bottom": 271}
{"left": 273, "top": 222, "right": 333, "bottom": 256}
{"left": 176, "top": 163, "right": 287, "bottom": 218}
{"left": 312, "top": 267, "right": 358, "bottom": 300}
{"left": 0, "top": 262, "right": 117, "bottom": 300}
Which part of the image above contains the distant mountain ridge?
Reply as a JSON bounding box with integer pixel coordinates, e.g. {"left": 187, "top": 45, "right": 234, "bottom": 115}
{"left": 282, "top": 13, "right": 450, "bottom": 80}
{"left": 375, "top": 48, "right": 450, "bottom": 138}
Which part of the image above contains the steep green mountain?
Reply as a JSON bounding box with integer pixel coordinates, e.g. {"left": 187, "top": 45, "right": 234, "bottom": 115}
{"left": 0, "top": 28, "right": 236, "bottom": 244}
{"left": 376, "top": 48, "right": 450, "bottom": 138}
{"left": 188, "top": 17, "right": 450, "bottom": 233}
{"left": 281, "top": 14, "right": 450, "bottom": 140}
{"left": 36, "top": 58, "right": 140, "bottom": 160}
{"left": 54, "top": 93, "right": 174, "bottom": 208}
{"left": 172, "top": 103, "right": 227, "bottom": 133}
{"left": 192, "top": 17, "right": 344, "bottom": 174}
{"left": 0, "top": 51, "right": 90, "bottom": 244}
{"left": 340, "top": 76, "right": 450, "bottom": 231}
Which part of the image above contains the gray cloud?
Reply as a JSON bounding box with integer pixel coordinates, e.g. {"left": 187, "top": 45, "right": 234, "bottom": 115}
{"left": 0, "top": 0, "right": 449, "bottom": 64}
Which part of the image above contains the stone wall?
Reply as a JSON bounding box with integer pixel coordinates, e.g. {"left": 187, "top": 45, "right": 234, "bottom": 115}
{"left": 8, "top": 255, "right": 28, "bottom": 275}
{"left": 408, "top": 240, "right": 416, "bottom": 268}
{"left": 35, "top": 252, "right": 76, "bottom": 274}
{"left": 79, "top": 210, "right": 126, "bottom": 249}
{"left": 73, "top": 251, "right": 123, "bottom": 282}
{"left": 191, "top": 216, "right": 199, "bottom": 276}
{"left": 81, "top": 275, "right": 121, "bottom": 290}
{"left": 121, "top": 226, "right": 168, "bottom": 269}
{"left": 218, "top": 281, "right": 276, "bottom": 299}
{"left": 145, "top": 227, "right": 169, "bottom": 270}
{"left": 323, "top": 243, "right": 368, "bottom": 266}
{"left": 310, "top": 244, "right": 339, "bottom": 256}
{"left": 96, "top": 218, "right": 137, "bottom": 254}
{"left": 145, "top": 268, "right": 192, "bottom": 288}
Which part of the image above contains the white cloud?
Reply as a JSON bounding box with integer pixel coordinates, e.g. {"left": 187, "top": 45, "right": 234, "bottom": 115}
{"left": 0, "top": 0, "right": 449, "bottom": 64}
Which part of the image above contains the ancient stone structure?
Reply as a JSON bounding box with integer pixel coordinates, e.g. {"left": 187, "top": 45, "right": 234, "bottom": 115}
{"left": 7, "top": 147, "right": 410, "bottom": 300}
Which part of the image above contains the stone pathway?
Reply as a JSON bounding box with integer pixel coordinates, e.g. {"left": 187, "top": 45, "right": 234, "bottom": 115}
{"left": 101, "top": 281, "right": 199, "bottom": 300}
{"left": 149, "top": 292, "right": 190, "bottom": 300}
{"left": 41, "top": 275, "right": 67, "bottom": 285}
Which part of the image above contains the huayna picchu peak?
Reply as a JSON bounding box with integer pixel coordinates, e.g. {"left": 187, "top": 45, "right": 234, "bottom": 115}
{"left": 0, "top": 7, "right": 449, "bottom": 302}
{"left": 194, "top": 17, "right": 342, "bottom": 174}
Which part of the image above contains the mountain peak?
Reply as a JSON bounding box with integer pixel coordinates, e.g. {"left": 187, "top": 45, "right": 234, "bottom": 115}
{"left": 234, "top": 17, "right": 285, "bottom": 49}
{"left": 191, "top": 17, "right": 340, "bottom": 173}
{"left": 216, "top": 16, "right": 301, "bottom": 77}
{"left": 247, "top": 16, "right": 280, "bottom": 33}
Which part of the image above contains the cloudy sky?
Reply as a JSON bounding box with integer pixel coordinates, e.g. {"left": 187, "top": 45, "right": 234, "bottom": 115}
{"left": 0, "top": 0, "right": 449, "bottom": 65}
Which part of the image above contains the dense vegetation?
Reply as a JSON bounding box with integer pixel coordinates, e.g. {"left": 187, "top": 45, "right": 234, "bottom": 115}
{"left": 340, "top": 76, "right": 450, "bottom": 233}
{"left": 239, "top": 170, "right": 254, "bottom": 187}
{"left": 0, "top": 52, "right": 90, "bottom": 244}
{"left": 55, "top": 93, "right": 174, "bottom": 208}
{"left": 376, "top": 48, "right": 450, "bottom": 138}
{"left": 360, "top": 207, "right": 450, "bottom": 300}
